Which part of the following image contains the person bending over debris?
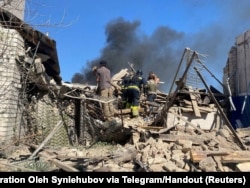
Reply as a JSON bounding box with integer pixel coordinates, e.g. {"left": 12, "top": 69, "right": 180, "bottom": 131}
{"left": 127, "top": 70, "right": 147, "bottom": 117}
{"left": 95, "top": 60, "right": 115, "bottom": 121}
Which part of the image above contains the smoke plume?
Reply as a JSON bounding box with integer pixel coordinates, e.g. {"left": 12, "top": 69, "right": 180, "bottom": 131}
{"left": 72, "top": 1, "right": 250, "bottom": 93}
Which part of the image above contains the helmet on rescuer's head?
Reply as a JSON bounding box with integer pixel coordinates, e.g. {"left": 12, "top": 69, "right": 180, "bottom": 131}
{"left": 99, "top": 60, "right": 107, "bottom": 66}
{"left": 136, "top": 70, "right": 143, "bottom": 76}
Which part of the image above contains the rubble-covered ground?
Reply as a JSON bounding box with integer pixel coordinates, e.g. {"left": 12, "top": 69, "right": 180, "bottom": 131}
{"left": 0, "top": 114, "right": 250, "bottom": 172}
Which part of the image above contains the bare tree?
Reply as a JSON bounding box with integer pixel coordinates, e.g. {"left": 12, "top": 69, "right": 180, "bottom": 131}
{"left": 24, "top": 0, "right": 78, "bottom": 31}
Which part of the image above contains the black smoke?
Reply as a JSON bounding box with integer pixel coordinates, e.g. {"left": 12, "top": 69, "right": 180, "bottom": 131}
{"left": 72, "top": 0, "right": 250, "bottom": 93}
{"left": 72, "top": 17, "right": 185, "bottom": 92}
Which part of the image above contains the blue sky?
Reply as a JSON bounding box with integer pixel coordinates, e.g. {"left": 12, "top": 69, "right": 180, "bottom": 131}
{"left": 24, "top": 0, "right": 250, "bottom": 92}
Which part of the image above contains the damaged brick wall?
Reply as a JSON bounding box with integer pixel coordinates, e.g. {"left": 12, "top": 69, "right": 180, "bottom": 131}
{"left": 0, "top": 27, "right": 24, "bottom": 143}
{"left": 0, "top": 26, "right": 74, "bottom": 147}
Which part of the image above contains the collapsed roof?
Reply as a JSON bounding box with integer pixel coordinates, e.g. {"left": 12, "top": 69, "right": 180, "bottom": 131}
{"left": 0, "top": 8, "right": 62, "bottom": 85}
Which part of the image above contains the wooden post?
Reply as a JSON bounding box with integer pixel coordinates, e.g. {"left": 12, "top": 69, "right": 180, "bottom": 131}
{"left": 28, "top": 120, "right": 63, "bottom": 159}
{"left": 194, "top": 67, "right": 246, "bottom": 150}
{"left": 154, "top": 51, "right": 198, "bottom": 126}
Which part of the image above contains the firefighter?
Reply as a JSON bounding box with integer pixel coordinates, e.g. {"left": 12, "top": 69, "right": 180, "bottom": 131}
{"left": 127, "top": 70, "right": 147, "bottom": 117}
{"left": 120, "top": 73, "right": 132, "bottom": 109}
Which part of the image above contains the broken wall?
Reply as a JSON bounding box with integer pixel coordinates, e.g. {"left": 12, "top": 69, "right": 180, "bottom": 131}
{"left": 0, "top": 25, "right": 74, "bottom": 146}
{"left": 223, "top": 46, "right": 237, "bottom": 96}
{"left": 166, "top": 106, "right": 222, "bottom": 130}
{"left": 0, "top": 27, "right": 24, "bottom": 143}
{"left": 235, "top": 30, "right": 250, "bottom": 96}
{"left": 0, "top": 0, "right": 25, "bottom": 20}
{"left": 223, "top": 29, "right": 250, "bottom": 128}
{"left": 224, "top": 30, "right": 250, "bottom": 96}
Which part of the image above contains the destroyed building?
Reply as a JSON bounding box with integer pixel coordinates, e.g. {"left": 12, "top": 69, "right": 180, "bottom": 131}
{"left": 0, "top": 8, "right": 68, "bottom": 145}
{"left": 223, "top": 30, "right": 250, "bottom": 129}
{"left": 0, "top": 6, "right": 131, "bottom": 148}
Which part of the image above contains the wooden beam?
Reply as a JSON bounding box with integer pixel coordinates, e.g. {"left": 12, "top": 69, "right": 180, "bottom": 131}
{"left": 221, "top": 151, "right": 250, "bottom": 163}
{"left": 28, "top": 121, "right": 63, "bottom": 160}
{"left": 194, "top": 66, "right": 247, "bottom": 150}
{"left": 189, "top": 88, "right": 201, "bottom": 117}
{"left": 190, "top": 150, "right": 230, "bottom": 163}
{"left": 28, "top": 144, "right": 80, "bottom": 172}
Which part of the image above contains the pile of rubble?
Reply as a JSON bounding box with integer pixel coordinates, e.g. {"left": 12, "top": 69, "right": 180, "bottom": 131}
{"left": 0, "top": 116, "right": 249, "bottom": 172}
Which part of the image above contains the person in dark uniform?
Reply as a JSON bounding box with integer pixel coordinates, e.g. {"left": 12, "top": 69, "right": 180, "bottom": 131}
{"left": 120, "top": 73, "right": 132, "bottom": 109}
{"left": 127, "top": 70, "right": 146, "bottom": 117}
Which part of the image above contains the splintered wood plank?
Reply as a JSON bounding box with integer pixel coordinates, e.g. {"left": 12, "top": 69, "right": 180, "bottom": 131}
{"left": 183, "top": 99, "right": 192, "bottom": 105}
{"left": 191, "top": 150, "right": 250, "bottom": 164}
{"left": 190, "top": 150, "right": 207, "bottom": 163}
{"left": 190, "top": 150, "right": 230, "bottom": 163}
{"left": 221, "top": 151, "right": 250, "bottom": 163}
{"left": 198, "top": 106, "right": 214, "bottom": 112}
{"left": 236, "top": 127, "right": 250, "bottom": 137}
{"left": 213, "top": 156, "right": 225, "bottom": 172}
{"left": 28, "top": 144, "right": 80, "bottom": 172}
{"left": 149, "top": 125, "right": 177, "bottom": 135}
{"left": 180, "top": 106, "right": 213, "bottom": 113}
{"left": 159, "top": 134, "right": 204, "bottom": 145}
{"left": 189, "top": 88, "right": 201, "bottom": 117}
